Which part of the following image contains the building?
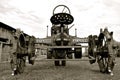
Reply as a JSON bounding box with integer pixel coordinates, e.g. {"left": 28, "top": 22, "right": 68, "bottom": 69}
{"left": 0, "top": 22, "right": 31, "bottom": 62}
{"left": 0, "top": 22, "right": 16, "bottom": 61}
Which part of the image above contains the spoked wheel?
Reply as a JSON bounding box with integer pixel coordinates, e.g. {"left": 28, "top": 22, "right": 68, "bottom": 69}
{"left": 53, "top": 5, "right": 71, "bottom": 15}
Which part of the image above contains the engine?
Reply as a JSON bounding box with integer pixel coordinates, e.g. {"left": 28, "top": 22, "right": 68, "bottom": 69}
{"left": 50, "top": 5, "right": 74, "bottom": 46}
{"left": 51, "top": 24, "right": 70, "bottom": 46}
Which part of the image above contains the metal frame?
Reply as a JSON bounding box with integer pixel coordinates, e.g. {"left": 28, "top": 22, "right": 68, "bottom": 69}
{"left": 37, "top": 45, "right": 88, "bottom": 49}
{"left": 35, "top": 58, "right": 95, "bottom": 61}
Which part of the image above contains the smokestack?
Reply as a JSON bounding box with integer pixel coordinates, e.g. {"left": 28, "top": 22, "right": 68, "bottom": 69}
{"left": 75, "top": 28, "right": 77, "bottom": 37}
{"left": 47, "top": 25, "right": 48, "bottom": 37}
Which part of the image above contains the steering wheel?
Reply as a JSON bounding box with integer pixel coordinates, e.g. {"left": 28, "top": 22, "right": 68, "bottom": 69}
{"left": 53, "top": 5, "right": 71, "bottom": 15}
{"left": 50, "top": 5, "right": 74, "bottom": 25}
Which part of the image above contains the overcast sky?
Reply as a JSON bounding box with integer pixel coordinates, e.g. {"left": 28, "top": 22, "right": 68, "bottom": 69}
{"left": 0, "top": 0, "right": 120, "bottom": 41}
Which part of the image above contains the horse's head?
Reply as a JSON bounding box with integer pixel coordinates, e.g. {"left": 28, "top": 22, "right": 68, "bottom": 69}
{"left": 14, "top": 28, "right": 22, "bottom": 39}
{"left": 103, "top": 28, "right": 113, "bottom": 42}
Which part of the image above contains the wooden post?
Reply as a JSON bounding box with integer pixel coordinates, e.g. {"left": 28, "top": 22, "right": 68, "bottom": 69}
{"left": 0, "top": 42, "right": 3, "bottom": 62}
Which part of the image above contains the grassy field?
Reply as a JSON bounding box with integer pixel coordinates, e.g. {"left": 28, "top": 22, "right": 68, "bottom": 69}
{"left": 0, "top": 57, "right": 120, "bottom": 80}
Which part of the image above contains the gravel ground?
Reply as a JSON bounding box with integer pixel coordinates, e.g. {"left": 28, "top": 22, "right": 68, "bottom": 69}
{"left": 0, "top": 57, "right": 120, "bottom": 80}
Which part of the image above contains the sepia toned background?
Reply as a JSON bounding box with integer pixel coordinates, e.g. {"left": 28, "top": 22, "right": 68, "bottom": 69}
{"left": 0, "top": 0, "right": 120, "bottom": 80}
{"left": 0, "top": 0, "right": 120, "bottom": 41}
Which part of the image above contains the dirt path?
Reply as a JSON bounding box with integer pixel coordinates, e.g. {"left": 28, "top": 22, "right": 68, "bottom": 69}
{"left": 0, "top": 58, "right": 120, "bottom": 80}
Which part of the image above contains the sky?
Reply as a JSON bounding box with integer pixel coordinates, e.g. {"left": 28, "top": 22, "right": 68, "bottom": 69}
{"left": 0, "top": 0, "right": 120, "bottom": 41}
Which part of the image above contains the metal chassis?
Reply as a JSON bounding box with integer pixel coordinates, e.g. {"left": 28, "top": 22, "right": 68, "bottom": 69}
{"left": 37, "top": 45, "right": 95, "bottom": 61}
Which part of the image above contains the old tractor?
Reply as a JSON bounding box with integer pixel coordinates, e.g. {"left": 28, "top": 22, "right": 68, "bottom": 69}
{"left": 42, "top": 5, "right": 83, "bottom": 66}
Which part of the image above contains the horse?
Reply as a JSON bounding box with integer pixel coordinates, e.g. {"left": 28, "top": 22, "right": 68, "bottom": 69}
{"left": 96, "top": 28, "right": 117, "bottom": 76}
{"left": 10, "top": 29, "right": 26, "bottom": 75}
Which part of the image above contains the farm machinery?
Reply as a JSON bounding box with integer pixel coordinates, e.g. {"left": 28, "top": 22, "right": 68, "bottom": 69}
{"left": 46, "top": 5, "right": 83, "bottom": 66}
{"left": 36, "top": 5, "right": 90, "bottom": 66}
{"left": 9, "top": 4, "right": 119, "bottom": 76}
{"left": 9, "top": 4, "right": 88, "bottom": 75}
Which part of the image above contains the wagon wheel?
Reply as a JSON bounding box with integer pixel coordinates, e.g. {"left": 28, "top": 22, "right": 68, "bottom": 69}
{"left": 17, "top": 58, "right": 25, "bottom": 73}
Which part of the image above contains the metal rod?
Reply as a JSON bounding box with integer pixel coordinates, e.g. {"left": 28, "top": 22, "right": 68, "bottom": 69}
{"left": 35, "top": 58, "right": 95, "bottom": 61}
{"left": 62, "top": 6, "right": 66, "bottom": 13}
{"left": 68, "top": 24, "right": 74, "bottom": 30}
{"left": 37, "top": 46, "right": 88, "bottom": 49}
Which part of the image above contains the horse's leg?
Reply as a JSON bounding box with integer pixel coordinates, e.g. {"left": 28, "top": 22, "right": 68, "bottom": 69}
{"left": 17, "top": 57, "right": 26, "bottom": 74}
{"left": 108, "top": 54, "right": 115, "bottom": 76}
{"left": 97, "top": 55, "right": 105, "bottom": 73}
{"left": 10, "top": 53, "right": 17, "bottom": 75}
{"left": 104, "top": 58, "right": 109, "bottom": 73}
